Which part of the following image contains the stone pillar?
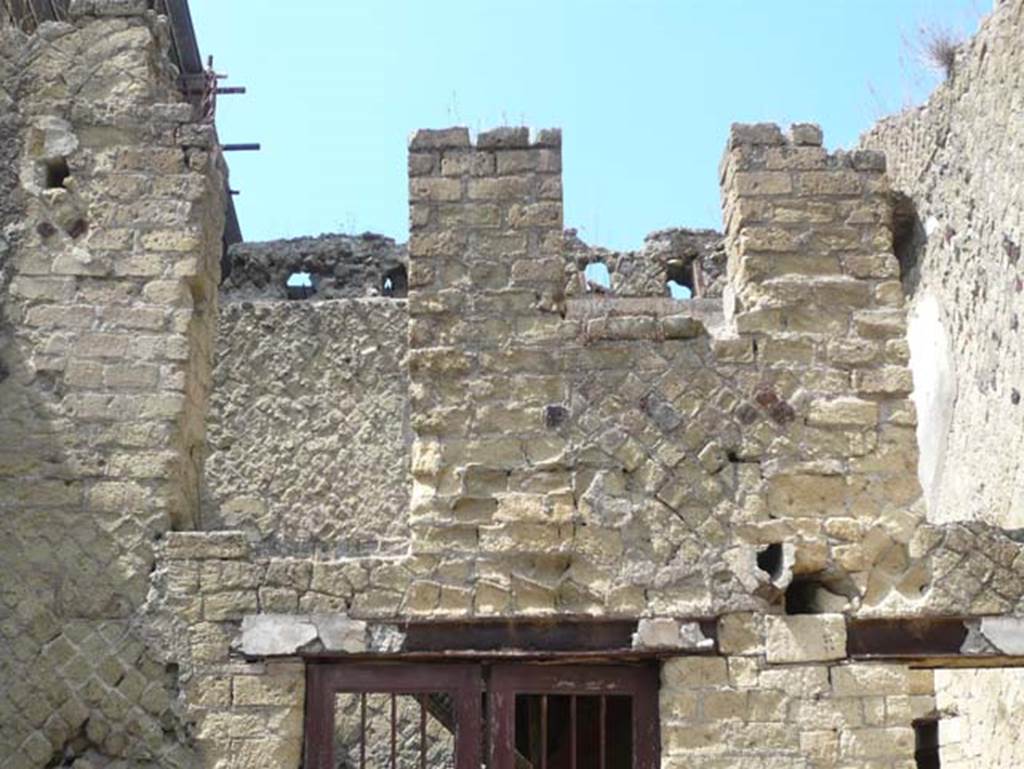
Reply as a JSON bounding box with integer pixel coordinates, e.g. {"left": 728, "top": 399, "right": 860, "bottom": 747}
{"left": 405, "top": 126, "right": 567, "bottom": 614}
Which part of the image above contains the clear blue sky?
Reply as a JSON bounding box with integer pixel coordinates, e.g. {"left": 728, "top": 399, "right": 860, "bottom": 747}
{"left": 191, "top": 1, "right": 984, "bottom": 251}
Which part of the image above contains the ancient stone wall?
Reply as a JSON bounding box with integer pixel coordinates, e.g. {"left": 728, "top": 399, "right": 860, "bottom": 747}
{"left": 202, "top": 296, "right": 410, "bottom": 555}
{"left": 563, "top": 227, "right": 727, "bottom": 298}
{"left": 662, "top": 651, "right": 934, "bottom": 768}
{"left": 221, "top": 233, "right": 407, "bottom": 301}
{"left": 396, "top": 121, "right": 938, "bottom": 619}
{"left": 861, "top": 0, "right": 1024, "bottom": 528}
{"left": 0, "top": 4, "right": 224, "bottom": 766}
{"left": 859, "top": 2, "right": 1024, "bottom": 764}
{"left": 934, "top": 667, "right": 1024, "bottom": 767}
{"left": 5, "top": 0, "right": 1024, "bottom": 765}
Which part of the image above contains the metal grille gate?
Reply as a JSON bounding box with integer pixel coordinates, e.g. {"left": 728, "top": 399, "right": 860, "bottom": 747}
{"left": 304, "top": 663, "right": 659, "bottom": 769}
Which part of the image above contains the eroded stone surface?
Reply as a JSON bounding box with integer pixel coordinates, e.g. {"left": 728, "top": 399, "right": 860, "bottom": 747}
{"left": 862, "top": 0, "right": 1024, "bottom": 530}
{"left": 4, "top": 1, "right": 1024, "bottom": 766}
{"left": 765, "top": 614, "right": 847, "bottom": 663}
{"left": 222, "top": 233, "right": 407, "bottom": 300}
{"left": 203, "top": 299, "right": 410, "bottom": 553}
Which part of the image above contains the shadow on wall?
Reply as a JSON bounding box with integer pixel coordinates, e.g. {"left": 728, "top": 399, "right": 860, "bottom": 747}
{"left": 892, "top": 191, "right": 925, "bottom": 296}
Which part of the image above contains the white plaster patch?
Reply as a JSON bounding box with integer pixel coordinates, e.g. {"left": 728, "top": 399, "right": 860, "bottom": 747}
{"left": 239, "top": 614, "right": 318, "bottom": 656}
{"left": 907, "top": 293, "right": 956, "bottom": 519}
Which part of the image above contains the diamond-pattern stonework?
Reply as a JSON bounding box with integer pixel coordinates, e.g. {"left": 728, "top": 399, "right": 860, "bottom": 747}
{"left": 203, "top": 299, "right": 410, "bottom": 554}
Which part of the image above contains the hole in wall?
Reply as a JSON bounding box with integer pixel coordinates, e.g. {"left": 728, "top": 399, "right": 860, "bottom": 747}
{"left": 544, "top": 404, "right": 569, "bottom": 429}
{"left": 67, "top": 218, "right": 88, "bottom": 239}
{"left": 784, "top": 575, "right": 852, "bottom": 614}
{"left": 583, "top": 262, "right": 611, "bottom": 292}
{"left": 44, "top": 157, "right": 70, "bottom": 189}
{"left": 913, "top": 718, "right": 940, "bottom": 769}
{"left": 756, "top": 543, "right": 784, "bottom": 581}
{"left": 285, "top": 271, "right": 315, "bottom": 300}
{"left": 382, "top": 264, "right": 408, "bottom": 298}
{"left": 665, "top": 260, "right": 694, "bottom": 299}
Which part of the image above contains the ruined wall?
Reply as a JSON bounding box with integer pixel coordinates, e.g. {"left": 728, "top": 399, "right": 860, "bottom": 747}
{"left": 861, "top": 0, "right": 1024, "bottom": 528}
{"left": 221, "top": 233, "right": 407, "bottom": 301}
{"left": 563, "top": 227, "right": 727, "bottom": 297}
{"left": 0, "top": 4, "right": 224, "bottom": 766}
{"left": 398, "top": 121, "right": 938, "bottom": 619}
{"left": 202, "top": 297, "right": 410, "bottom": 554}
{"left": 3, "top": 1, "right": 1023, "bottom": 764}
{"left": 860, "top": 2, "right": 1024, "bottom": 765}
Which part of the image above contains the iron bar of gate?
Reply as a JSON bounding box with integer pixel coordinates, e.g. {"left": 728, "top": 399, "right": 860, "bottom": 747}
{"left": 540, "top": 695, "right": 548, "bottom": 769}
{"left": 23, "top": 0, "right": 39, "bottom": 26}
{"left": 360, "top": 693, "right": 367, "bottom": 769}
{"left": 599, "top": 696, "right": 606, "bottom": 769}
{"left": 419, "top": 694, "right": 427, "bottom": 769}
{"left": 570, "top": 696, "right": 577, "bottom": 769}
{"left": 390, "top": 693, "right": 398, "bottom": 769}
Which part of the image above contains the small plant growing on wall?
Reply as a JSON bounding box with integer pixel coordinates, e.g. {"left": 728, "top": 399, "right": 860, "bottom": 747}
{"left": 920, "top": 23, "right": 961, "bottom": 79}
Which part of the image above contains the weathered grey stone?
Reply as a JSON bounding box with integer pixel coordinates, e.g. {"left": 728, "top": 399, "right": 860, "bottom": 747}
{"left": 239, "top": 615, "right": 318, "bottom": 656}
{"left": 633, "top": 618, "right": 712, "bottom": 651}
{"left": 408, "top": 127, "right": 470, "bottom": 150}
{"left": 69, "top": 0, "right": 148, "bottom": 17}
{"left": 728, "top": 122, "right": 785, "bottom": 147}
{"left": 312, "top": 615, "right": 368, "bottom": 653}
{"left": 163, "top": 532, "right": 249, "bottom": 560}
{"left": 476, "top": 126, "right": 529, "bottom": 149}
{"left": 222, "top": 233, "right": 407, "bottom": 300}
{"left": 789, "top": 122, "right": 824, "bottom": 146}
{"left": 632, "top": 617, "right": 676, "bottom": 648}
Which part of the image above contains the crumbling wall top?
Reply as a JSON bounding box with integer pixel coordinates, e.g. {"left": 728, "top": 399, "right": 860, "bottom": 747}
{"left": 222, "top": 233, "right": 407, "bottom": 301}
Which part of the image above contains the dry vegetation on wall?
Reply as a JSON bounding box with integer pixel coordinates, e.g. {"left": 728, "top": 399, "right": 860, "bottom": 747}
{"left": 921, "top": 27, "right": 960, "bottom": 79}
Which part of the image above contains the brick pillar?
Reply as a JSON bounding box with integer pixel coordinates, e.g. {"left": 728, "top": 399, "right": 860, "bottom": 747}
{"left": 405, "top": 126, "right": 566, "bottom": 614}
